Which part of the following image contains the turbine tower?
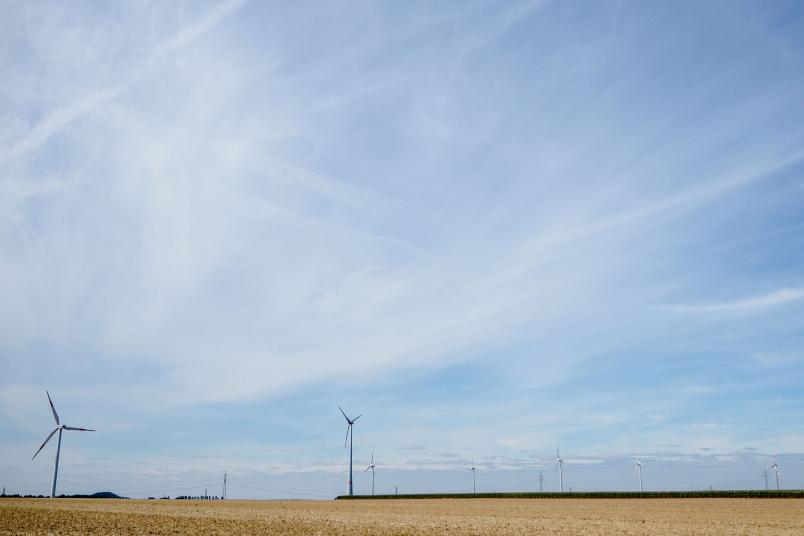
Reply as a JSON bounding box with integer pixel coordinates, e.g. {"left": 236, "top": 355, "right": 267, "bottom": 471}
{"left": 365, "top": 450, "right": 376, "bottom": 496}
{"left": 223, "top": 472, "right": 227, "bottom": 500}
{"left": 32, "top": 391, "right": 95, "bottom": 498}
{"left": 763, "top": 467, "right": 768, "bottom": 490}
{"left": 634, "top": 460, "right": 643, "bottom": 492}
{"left": 339, "top": 406, "right": 361, "bottom": 496}
{"left": 555, "top": 447, "right": 564, "bottom": 492}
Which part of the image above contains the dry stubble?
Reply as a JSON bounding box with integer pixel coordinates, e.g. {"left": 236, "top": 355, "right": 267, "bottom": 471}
{"left": 1, "top": 497, "right": 803, "bottom": 535}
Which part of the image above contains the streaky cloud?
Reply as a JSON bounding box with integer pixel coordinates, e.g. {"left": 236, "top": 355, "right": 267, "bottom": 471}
{"left": 0, "top": 0, "right": 246, "bottom": 164}
{"left": 661, "top": 287, "right": 804, "bottom": 315}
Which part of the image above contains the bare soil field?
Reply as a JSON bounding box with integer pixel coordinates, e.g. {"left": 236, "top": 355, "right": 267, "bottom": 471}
{"left": 2, "top": 497, "right": 803, "bottom": 535}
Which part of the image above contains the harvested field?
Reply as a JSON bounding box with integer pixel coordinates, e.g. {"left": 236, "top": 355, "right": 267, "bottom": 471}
{"left": 2, "top": 497, "right": 803, "bottom": 535}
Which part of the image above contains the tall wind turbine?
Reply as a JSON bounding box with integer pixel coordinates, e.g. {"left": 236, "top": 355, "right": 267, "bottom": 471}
{"left": 32, "top": 391, "right": 95, "bottom": 498}
{"left": 339, "top": 406, "right": 361, "bottom": 496}
{"left": 634, "top": 460, "right": 643, "bottom": 492}
{"left": 769, "top": 462, "right": 780, "bottom": 490}
{"left": 365, "top": 450, "right": 376, "bottom": 496}
{"left": 555, "top": 447, "right": 564, "bottom": 492}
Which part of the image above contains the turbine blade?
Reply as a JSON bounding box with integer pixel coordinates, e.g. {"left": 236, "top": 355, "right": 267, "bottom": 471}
{"left": 62, "top": 426, "right": 95, "bottom": 431}
{"left": 371, "top": 450, "right": 374, "bottom": 464}
{"left": 353, "top": 415, "right": 362, "bottom": 422}
{"left": 47, "top": 391, "right": 59, "bottom": 425}
{"left": 32, "top": 428, "right": 58, "bottom": 460}
{"left": 344, "top": 424, "right": 350, "bottom": 447}
{"left": 339, "top": 406, "right": 349, "bottom": 422}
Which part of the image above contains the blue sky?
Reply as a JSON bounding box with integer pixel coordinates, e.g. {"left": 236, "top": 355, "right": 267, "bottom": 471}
{"left": 1, "top": 0, "right": 804, "bottom": 498}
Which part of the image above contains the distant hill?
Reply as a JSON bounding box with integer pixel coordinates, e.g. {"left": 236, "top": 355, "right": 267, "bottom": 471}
{"left": 58, "top": 492, "right": 127, "bottom": 499}
{"left": 88, "top": 492, "right": 125, "bottom": 499}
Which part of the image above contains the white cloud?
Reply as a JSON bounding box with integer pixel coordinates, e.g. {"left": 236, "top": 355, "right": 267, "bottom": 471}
{"left": 0, "top": 0, "right": 246, "bottom": 164}
{"left": 662, "top": 288, "right": 804, "bottom": 315}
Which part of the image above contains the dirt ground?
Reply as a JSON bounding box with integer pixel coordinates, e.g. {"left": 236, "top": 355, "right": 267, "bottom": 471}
{"left": 1, "top": 497, "right": 803, "bottom": 535}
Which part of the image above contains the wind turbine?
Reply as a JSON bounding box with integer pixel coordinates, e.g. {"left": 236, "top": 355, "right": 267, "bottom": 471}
{"left": 470, "top": 456, "right": 476, "bottom": 494}
{"left": 365, "top": 450, "right": 376, "bottom": 496}
{"left": 32, "top": 391, "right": 95, "bottom": 498}
{"left": 634, "top": 460, "right": 643, "bottom": 492}
{"left": 339, "top": 406, "right": 361, "bottom": 496}
{"left": 769, "top": 462, "right": 780, "bottom": 490}
{"left": 555, "top": 447, "right": 564, "bottom": 492}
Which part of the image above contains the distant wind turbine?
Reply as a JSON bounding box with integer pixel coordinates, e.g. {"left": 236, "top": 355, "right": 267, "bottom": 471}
{"left": 634, "top": 460, "right": 643, "bottom": 492}
{"left": 769, "top": 462, "right": 780, "bottom": 490}
{"left": 555, "top": 447, "right": 564, "bottom": 492}
{"left": 32, "top": 391, "right": 95, "bottom": 498}
{"left": 470, "top": 455, "right": 476, "bottom": 494}
{"left": 339, "top": 406, "right": 361, "bottom": 496}
{"left": 365, "top": 450, "right": 376, "bottom": 496}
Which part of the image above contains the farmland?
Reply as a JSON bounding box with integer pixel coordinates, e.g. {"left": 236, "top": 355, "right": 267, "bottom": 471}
{"left": 2, "top": 497, "right": 803, "bottom": 535}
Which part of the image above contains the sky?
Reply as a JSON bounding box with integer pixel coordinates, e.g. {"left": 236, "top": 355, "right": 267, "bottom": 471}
{"left": 1, "top": 0, "right": 804, "bottom": 499}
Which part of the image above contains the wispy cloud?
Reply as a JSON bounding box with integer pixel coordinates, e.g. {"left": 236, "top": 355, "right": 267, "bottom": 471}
{"left": 662, "top": 288, "right": 804, "bottom": 315}
{"left": 0, "top": 0, "right": 246, "bottom": 164}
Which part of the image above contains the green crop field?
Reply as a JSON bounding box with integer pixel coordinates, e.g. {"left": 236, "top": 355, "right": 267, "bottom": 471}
{"left": 337, "top": 490, "right": 804, "bottom": 500}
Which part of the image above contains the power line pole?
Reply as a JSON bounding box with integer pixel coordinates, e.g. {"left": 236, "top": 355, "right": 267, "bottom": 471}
{"left": 539, "top": 473, "right": 543, "bottom": 492}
